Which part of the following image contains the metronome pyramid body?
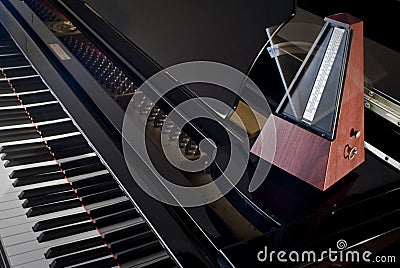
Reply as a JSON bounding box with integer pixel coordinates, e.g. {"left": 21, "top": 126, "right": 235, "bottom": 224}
{"left": 251, "top": 13, "right": 365, "bottom": 190}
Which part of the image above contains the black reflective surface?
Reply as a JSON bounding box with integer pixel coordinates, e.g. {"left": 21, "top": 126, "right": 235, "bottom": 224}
{"left": 83, "top": 0, "right": 295, "bottom": 117}
{"left": 60, "top": 0, "right": 399, "bottom": 257}
{"left": 8, "top": 0, "right": 399, "bottom": 266}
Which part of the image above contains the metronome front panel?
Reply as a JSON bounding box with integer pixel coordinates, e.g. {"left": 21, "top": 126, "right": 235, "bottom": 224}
{"left": 278, "top": 23, "right": 350, "bottom": 140}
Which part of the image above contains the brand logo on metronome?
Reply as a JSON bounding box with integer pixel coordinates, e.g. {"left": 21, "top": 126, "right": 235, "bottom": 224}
{"left": 122, "top": 61, "right": 276, "bottom": 207}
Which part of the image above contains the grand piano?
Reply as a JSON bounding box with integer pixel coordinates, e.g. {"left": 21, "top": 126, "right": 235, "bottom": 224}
{"left": 0, "top": 0, "right": 399, "bottom": 267}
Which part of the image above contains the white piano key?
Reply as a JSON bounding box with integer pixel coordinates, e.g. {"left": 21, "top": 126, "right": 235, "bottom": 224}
{"left": 68, "top": 170, "right": 109, "bottom": 183}
{"left": 0, "top": 199, "right": 24, "bottom": 211}
{"left": 85, "top": 196, "right": 130, "bottom": 212}
{"left": 0, "top": 89, "right": 49, "bottom": 97}
{"left": 0, "top": 53, "right": 21, "bottom": 58}
{"left": 3, "top": 218, "right": 93, "bottom": 248}
{"left": 57, "top": 153, "right": 97, "bottom": 164}
{"left": 0, "top": 100, "right": 58, "bottom": 111}
{"left": 0, "top": 215, "right": 32, "bottom": 230}
{"left": 0, "top": 201, "right": 23, "bottom": 215}
{"left": 3, "top": 179, "right": 69, "bottom": 196}
{"left": 7, "top": 231, "right": 100, "bottom": 257}
{"left": 0, "top": 206, "right": 85, "bottom": 230}
{"left": 0, "top": 132, "right": 81, "bottom": 146}
{"left": 0, "top": 65, "right": 32, "bottom": 71}
{"left": 0, "top": 222, "right": 32, "bottom": 238}
{"left": 9, "top": 249, "right": 46, "bottom": 266}
{"left": 0, "top": 191, "right": 19, "bottom": 203}
{"left": 4, "top": 160, "right": 59, "bottom": 174}
{"left": 8, "top": 231, "right": 105, "bottom": 266}
{"left": 13, "top": 258, "right": 49, "bottom": 268}
{"left": 2, "top": 228, "right": 38, "bottom": 247}
{"left": 0, "top": 74, "right": 39, "bottom": 82}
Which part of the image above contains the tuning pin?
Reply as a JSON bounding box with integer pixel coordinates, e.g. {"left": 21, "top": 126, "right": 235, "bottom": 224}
{"left": 138, "top": 100, "right": 153, "bottom": 115}
{"left": 179, "top": 133, "right": 190, "bottom": 148}
{"left": 147, "top": 107, "right": 160, "bottom": 121}
{"left": 168, "top": 126, "right": 181, "bottom": 141}
{"left": 161, "top": 120, "right": 175, "bottom": 134}
{"left": 153, "top": 112, "right": 167, "bottom": 128}
{"left": 184, "top": 140, "right": 199, "bottom": 156}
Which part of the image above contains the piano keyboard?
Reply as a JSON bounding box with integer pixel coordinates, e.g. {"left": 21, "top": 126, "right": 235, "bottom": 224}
{"left": 0, "top": 35, "right": 177, "bottom": 268}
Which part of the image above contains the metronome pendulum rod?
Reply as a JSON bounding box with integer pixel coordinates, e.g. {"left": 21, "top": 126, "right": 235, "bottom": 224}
{"left": 266, "top": 25, "right": 299, "bottom": 120}
{"left": 302, "top": 27, "right": 345, "bottom": 124}
{"left": 275, "top": 22, "right": 329, "bottom": 117}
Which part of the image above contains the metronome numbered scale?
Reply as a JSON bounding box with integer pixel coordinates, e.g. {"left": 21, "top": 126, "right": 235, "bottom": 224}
{"left": 252, "top": 13, "right": 365, "bottom": 190}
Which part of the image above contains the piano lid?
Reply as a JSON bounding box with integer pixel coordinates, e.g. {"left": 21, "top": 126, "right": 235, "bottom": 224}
{"left": 83, "top": 0, "right": 295, "bottom": 74}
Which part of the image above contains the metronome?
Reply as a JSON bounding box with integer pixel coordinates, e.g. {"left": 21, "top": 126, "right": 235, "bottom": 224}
{"left": 252, "top": 13, "right": 365, "bottom": 190}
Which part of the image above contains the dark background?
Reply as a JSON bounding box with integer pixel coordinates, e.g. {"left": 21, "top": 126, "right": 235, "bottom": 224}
{"left": 298, "top": 0, "right": 400, "bottom": 52}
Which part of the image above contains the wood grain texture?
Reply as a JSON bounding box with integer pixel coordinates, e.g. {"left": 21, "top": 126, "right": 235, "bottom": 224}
{"left": 251, "top": 115, "right": 331, "bottom": 189}
{"left": 251, "top": 13, "right": 365, "bottom": 191}
{"left": 324, "top": 15, "right": 365, "bottom": 189}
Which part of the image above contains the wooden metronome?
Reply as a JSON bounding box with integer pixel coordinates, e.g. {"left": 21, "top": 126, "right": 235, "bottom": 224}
{"left": 251, "top": 13, "right": 365, "bottom": 190}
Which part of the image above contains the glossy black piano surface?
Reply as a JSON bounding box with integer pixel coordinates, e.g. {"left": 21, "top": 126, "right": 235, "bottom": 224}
{"left": 0, "top": 0, "right": 399, "bottom": 267}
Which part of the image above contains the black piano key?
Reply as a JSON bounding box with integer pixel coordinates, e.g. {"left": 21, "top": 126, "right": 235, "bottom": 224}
{"left": 71, "top": 174, "right": 114, "bottom": 189}
{"left": 0, "top": 117, "right": 31, "bottom": 127}
{"left": 33, "top": 212, "right": 89, "bottom": 232}
{"left": 109, "top": 230, "right": 155, "bottom": 253}
{"left": 37, "top": 221, "right": 95, "bottom": 243}
{"left": 80, "top": 188, "right": 124, "bottom": 205}
{"left": 26, "top": 199, "right": 82, "bottom": 217}
{"left": 9, "top": 164, "right": 60, "bottom": 179}
{"left": 19, "top": 183, "right": 71, "bottom": 199}
{"left": 0, "top": 113, "right": 27, "bottom": 122}
{"left": 94, "top": 209, "right": 139, "bottom": 228}
{"left": 115, "top": 241, "right": 162, "bottom": 264}
{"left": 74, "top": 256, "right": 117, "bottom": 268}
{"left": 104, "top": 222, "right": 148, "bottom": 243}
{"left": 60, "top": 156, "right": 100, "bottom": 170}
{"left": 45, "top": 236, "right": 104, "bottom": 259}
{"left": 50, "top": 142, "right": 90, "bottom": 156}
{"left": 3, "top": 146, "right": 49, "bottom": 160}
{"left": 18, "top": 91, "right": 55, "bottom": 105}
{"left": 12, "top": 171, "right": 64, "bottom": 187}
{"left": 3, "top": 67, "right": 37, "bottom": 78}
{"left": 0, "top": 46, "right": 19, "bottom": 54}
{"left": 76, "top": 181, "right": 118, "bottom": 197}
{"left": 27, "top": 103, "right": 62, "bottom": 114}
{"left": 0, "top": 126, "right": 37, "bottom": 137}
{"left": 30, "top": 109, "right": 66, "bottom": 122}
{"left": 0, "top": 135, "right": 85, "bottom": 155}
{"left": 0, "top": 39, "right": 15, "bottom": 46}
{"left": 10, "top": 77, "right": 47, "bottom": 92}
{"left": 0, "top": 130, "right": 40, "bottom": 143}
{"left": 88, "top": 200, "right": 133, "bottom": 219}
{"left": 54, "top": 144, "right": 93, "bottom": 159}
{"left": 0, "top": 55, "right": 29, "bottom": 67}
{"left": 50, "top": 246, "right": 112, "bottom": 268}
{"left": 144, "top": 257, "right": 177, "bottom": 268}
{"left": 47, "top": 135, "right": 87, "bottom": 148}
{"left": 0, "top": 107, "right": 26, "bottom": 117}
{"left": 0, "top": 95, "right": 19, "bottom": 107}
{"left": 22, "top": 190, "right": 76, "bottom": 208}
{"left": 0, "top": 87, "right": 12, "bottom": 95}
{"left": 4, "top": 153, "right": 54, "bottom": 167}
{"left": 26, "top": 104, "right": 67, "bottom": 122}
{"left": 64, "top": 162, "right": 105, "bottom": 178}
{"left": 38, "top": 121, "right": 77, "bottom": 137}
{"left": 0, "top": 141, "right": 45, "bottom": 154}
